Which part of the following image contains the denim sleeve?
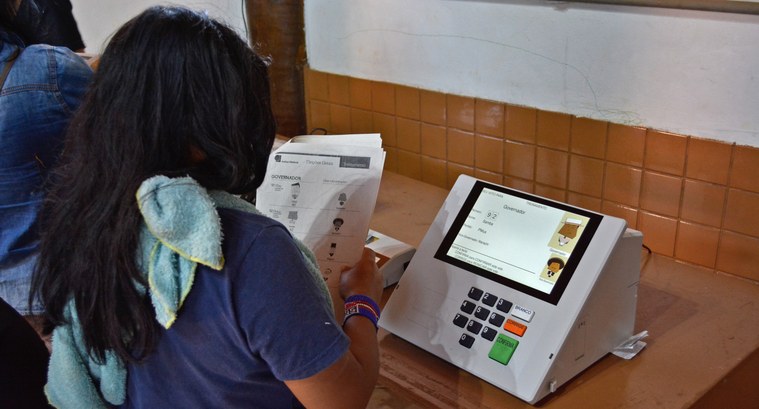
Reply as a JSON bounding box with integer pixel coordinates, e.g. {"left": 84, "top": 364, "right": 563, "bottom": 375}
{"left": 49, "top": 46, "right": 92, "bottom": 112}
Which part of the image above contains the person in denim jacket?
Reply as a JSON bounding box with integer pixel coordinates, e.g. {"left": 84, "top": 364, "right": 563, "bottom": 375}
{"left": 0, "top": 0, "right": 92, "bottom": 316}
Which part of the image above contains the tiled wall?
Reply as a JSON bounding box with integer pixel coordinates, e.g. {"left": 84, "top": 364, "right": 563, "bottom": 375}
{"left": 304, "top": 68, "right": 759, "bottom": 283}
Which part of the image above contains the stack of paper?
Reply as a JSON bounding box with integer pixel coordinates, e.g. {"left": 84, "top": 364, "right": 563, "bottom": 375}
{"left": 256, "top": 134, "right": 385, "bottom": 287}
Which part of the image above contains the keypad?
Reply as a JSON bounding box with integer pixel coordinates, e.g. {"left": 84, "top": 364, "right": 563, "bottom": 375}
{"left": 451, "top": 286, "right": 533, "bottom": 365}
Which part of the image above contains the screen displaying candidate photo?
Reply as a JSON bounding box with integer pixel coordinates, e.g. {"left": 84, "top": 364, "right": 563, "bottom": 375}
{"left": 434, "top": 181, "right": 603, "bottom": 305}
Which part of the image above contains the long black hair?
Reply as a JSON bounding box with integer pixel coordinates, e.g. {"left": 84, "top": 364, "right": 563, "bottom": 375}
{"left": 31, "top": 6, "right": 275, "bottom": 363}
{"left": 0, "top": 0, "right": 13, "bottom": 23}
{"left": 0, "top": 0, "right": 19, "bottom": 36}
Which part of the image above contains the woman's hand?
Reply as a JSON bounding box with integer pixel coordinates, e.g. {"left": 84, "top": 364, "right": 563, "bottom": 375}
{"left": 339, "top": 247, "right": 383, "bottom": 303}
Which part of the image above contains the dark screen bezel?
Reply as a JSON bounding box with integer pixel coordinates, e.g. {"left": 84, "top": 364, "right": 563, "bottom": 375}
{"left": 433, "top": 181, "right": 602, "bottom": 305}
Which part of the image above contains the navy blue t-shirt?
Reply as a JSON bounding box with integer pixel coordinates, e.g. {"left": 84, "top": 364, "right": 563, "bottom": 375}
{"left": 121, "top": 208, "right": 349, "bottom": 408}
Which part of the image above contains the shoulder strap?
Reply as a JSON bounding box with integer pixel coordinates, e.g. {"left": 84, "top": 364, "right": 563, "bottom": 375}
{"left": 0, "top": 47, "right": 21, "bottom": 91}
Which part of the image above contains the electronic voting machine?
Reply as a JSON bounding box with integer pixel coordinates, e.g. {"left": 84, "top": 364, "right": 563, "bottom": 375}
{"left": 379, "top": 175, "right": 642, "bottom": 404}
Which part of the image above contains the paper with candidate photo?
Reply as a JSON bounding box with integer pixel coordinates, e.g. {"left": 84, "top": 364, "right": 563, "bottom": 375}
{"left": 256, "top": 134, "right": 385, "bottom": 287}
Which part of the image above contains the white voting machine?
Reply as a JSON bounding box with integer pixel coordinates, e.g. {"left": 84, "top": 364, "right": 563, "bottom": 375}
{"left": 379, "top": 175, "right": 642, "bottom": 404}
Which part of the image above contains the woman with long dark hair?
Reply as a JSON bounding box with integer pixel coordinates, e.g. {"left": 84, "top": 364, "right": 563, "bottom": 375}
{"left": 31, "top": 6, "right": 382, "bottom": 408}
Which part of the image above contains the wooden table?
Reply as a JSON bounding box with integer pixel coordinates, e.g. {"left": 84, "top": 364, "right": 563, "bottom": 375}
{"left": 367, "top": 171, "right": 759, "bottom": 409}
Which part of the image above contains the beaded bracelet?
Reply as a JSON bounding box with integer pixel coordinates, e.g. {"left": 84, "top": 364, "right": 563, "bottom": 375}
{"left": 343, "top": 294, "right": 381, "bottom": 330}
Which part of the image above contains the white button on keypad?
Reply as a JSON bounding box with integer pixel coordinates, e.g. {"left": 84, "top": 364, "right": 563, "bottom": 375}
{"left": 512, "top": 304, "right": 534, "bottom": 322}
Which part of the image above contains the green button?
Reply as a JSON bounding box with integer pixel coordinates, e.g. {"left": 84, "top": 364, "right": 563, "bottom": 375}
{"left": 488, "top": 334, "right": 519, "bottom": 365}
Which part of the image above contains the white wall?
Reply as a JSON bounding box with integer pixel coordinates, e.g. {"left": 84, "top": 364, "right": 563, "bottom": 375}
{"left": 71, "top": 0, "right": 248, "bottom": 53}
{"left": 305, "top": 0, "right": 759, "bottom": 147}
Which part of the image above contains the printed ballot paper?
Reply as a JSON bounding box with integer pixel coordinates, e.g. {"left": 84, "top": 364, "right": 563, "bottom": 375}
{"left": 256, "top": 134, "right": 385, "bottom": 287}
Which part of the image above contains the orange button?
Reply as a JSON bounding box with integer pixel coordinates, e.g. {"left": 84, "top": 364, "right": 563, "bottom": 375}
{"left": 504, "top": 319, "right": 527, "bottom": 337}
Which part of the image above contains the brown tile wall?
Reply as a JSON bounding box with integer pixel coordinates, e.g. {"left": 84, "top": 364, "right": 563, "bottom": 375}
{"left": 304, "top": 68, "right": 759, "bottom": 283}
